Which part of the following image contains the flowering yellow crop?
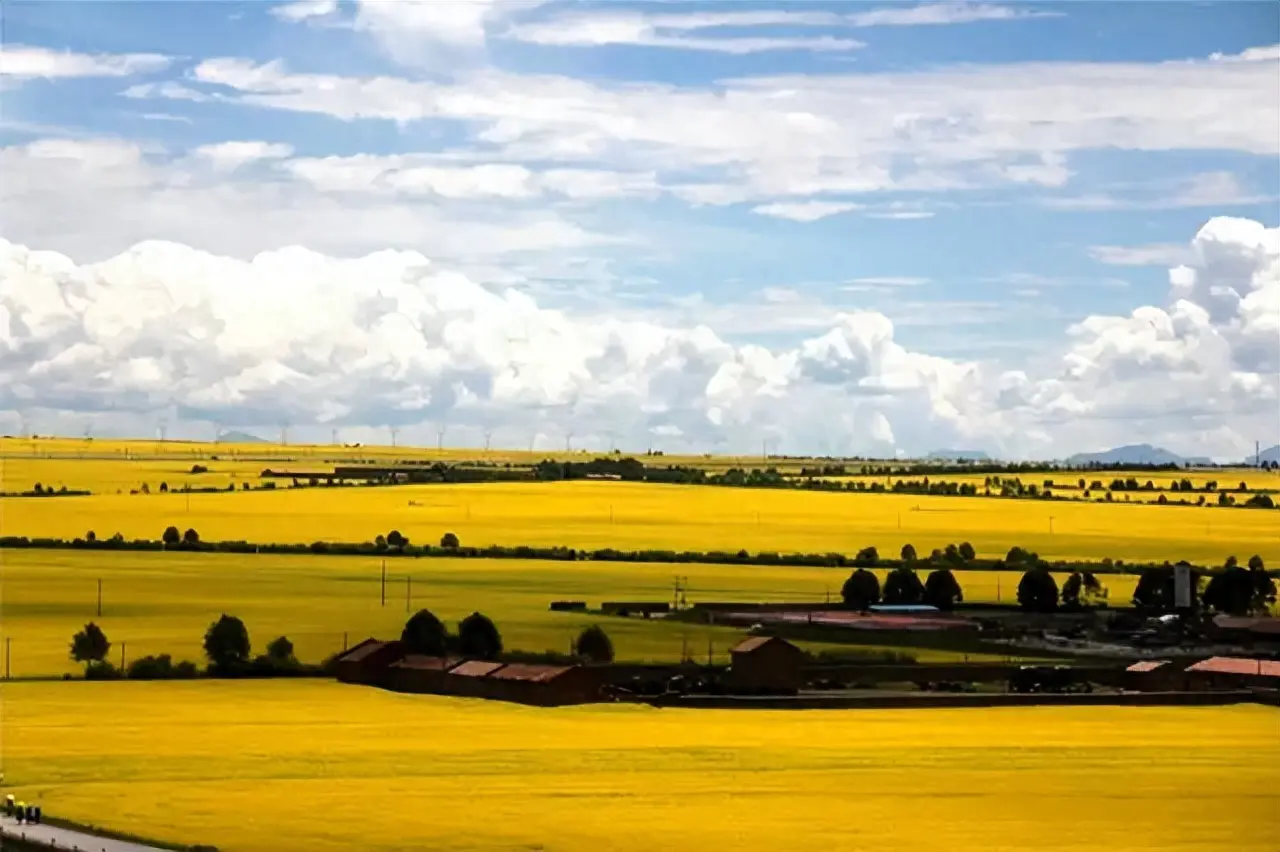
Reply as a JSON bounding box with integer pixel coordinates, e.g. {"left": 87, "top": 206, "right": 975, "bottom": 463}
{"left": 0, "top": 548, "right": 1045, "bottom": 676}
{"left": 3, "top": 470, "right": 1275, "bottom": 567}
{"left": 3, "top": 680, "right": 1277, "bottom": 852}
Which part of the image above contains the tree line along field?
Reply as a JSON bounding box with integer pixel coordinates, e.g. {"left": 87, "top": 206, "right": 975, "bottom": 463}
{"left": 824, "top": 469, "right": 1280, "bottom": 504}
{"left": 4, "top": 680, "right": 1277, "bottom": 852}
{"left": 3, "top": 476, "right": 1277, "bottom": 566}
{"left": 0, "top": 549, "right": 1068, "bottom": 677}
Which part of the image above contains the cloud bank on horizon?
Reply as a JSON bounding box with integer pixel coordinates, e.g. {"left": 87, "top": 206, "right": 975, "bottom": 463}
{"left": 0, "top": 1, "right": 1276, "bottom": 460}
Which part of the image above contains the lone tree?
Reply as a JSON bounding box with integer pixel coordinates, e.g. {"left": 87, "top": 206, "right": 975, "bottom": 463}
{"left": 853, "top": 546, "right": 879, "bottom": 567}
{"left": 900, "top": 543, "right": 918, "bottom": 563}
{"left": 1062, "top": 571, "right": 1109, "bottom": 609}
{"left": 70, "top": 622, "right": 111, "bottom": 665}
{"left": 458, "top": 612, "right": 503, "bottom": 659}
{"left": 182, "top": 527, "right": 200, "bottom": 546}
{"left": 883, "top": 565, "right": 925, "bottom": 605}
{"left": 958, "top": 542, "right": 977, "bottom": 562}
{"left": 386, "top": 530, "right": 408, "bottom": 550}
{"left": 1204, "top": 560, "right": 1277, "bottom": 616}
{"left": 923, "top": 568, "right": 964, "bottom": 610}
{"left": 1017, "top": 565, "right": 1059, "bottom": 613}
{"left": 440, "top": 532, "right": 460, "bottom": 549}
{"left": 1004, "top": 546, "right": 1029, "bottom": 566}
{"left": 574, "top": 625, "right": 614, "bottom": 664}
{"left": 162, "top": 525, "right": 181, "bottom": 547}
{"left": 401, "top": 609, "right": 449, "bottom": 656}
{"left": 266, "top": 635, "right": 296, "bottom": 663}
{"left": 203, "top": 614, "right": 251, "bottom": 673}
{"left": 841, "top": 568, "right": 881, "bottom": 611}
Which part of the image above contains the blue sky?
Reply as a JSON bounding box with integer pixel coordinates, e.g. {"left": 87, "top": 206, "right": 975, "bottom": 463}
{"left": 0, "top": 1, "right": 1277, "bottom": 457}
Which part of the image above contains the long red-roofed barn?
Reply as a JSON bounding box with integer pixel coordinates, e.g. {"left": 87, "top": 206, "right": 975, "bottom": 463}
{"left": 1184, "top": 656, "right": 1280, "bottom": 690}
{"left": 388, "top": 655, "right": 463, "bottom": 694}
{"left": 332, "top": 639, "right": 406, "bottom": 687}
{"left": 485, "top": 664, "right": 604, "bottom": 706}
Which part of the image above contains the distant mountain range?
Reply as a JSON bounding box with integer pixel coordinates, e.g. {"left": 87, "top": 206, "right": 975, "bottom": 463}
{"left": 926, "top": 449, "right": 991, "bottom": 462}
{"left": 1064, "top": 444, "right": 1211, "bottom": 466}
{"left": 216, "top": 430, "right": 267, "bottom": 444}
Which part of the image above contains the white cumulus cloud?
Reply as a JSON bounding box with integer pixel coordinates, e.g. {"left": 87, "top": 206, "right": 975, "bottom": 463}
{"left": 0, "top": 45, "right": 169, "bottom": 80}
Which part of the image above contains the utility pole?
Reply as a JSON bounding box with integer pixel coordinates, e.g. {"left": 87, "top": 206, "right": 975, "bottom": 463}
{"left": 436, "top": 427, "right": 445, "bottom": 452}
{"left": 97, "top": 579, "right": 102, "bottom": 618}
{"left": 331, "top": 428, "right": 338, "bottom": 446}
{"left": 390, "top": 427, "right": 399, "bottom": 448}
{"left": 565, "top": 432, "right": 574, "bottom": 453}
{"left": 381, "top": 560, "right": 387, "bottom": 607}
{"left": 121, "top": 641, "right": 126, "bottom": 671}
{"left": 406, "top": 575, "right": 411, "bottom": 613}
{"left": 484, "top": 430, "right": 493, "bottom": 452}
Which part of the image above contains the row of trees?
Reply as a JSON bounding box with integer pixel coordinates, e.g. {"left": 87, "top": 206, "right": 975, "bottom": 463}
{"left": 400, "top": 609, "right": 616, "bottom": 663}
{"left": 837, "top": 549, "right": 1273, "bottom": 616}
{"left": 840, "top": 565, "right": 965, "bottom": 611}
{"left": 70, "top": 614, "right": 306, "bottom": 679}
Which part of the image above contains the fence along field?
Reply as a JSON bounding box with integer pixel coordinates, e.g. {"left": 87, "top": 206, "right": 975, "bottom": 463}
{"left": 5, "top": 680, "right": 1278, "bottom": 852}
{"left": 0, "top": 548, "right": 1065, "bottom": 677}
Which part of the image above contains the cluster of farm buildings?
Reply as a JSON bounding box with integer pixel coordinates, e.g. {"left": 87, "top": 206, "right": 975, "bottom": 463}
{"left": 333, "top": 634, "right": 808, "bottom": 706}
{"left": 331, "top": 630, "right": 1280, "bottom": 708}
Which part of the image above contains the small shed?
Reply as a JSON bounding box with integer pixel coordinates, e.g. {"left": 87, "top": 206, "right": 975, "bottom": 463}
{"left": 442, "top": 660, "right": 507, "bottom": 699}
{"left": 486, "top": 664, "right": 602, "bottom": 706}
{"left": 387, "top": 655, "right": 462, "bottom": 694}
{"left": 1184, "top": 656, "right": 1280, "bottom": 690}
{"left": 726, "top": 635, "right": 807, "bottom": 695}
{"left": 333, "top": 639, "right": 405, "bottom": 686}
{"left": 1122, "top": 660, "right": 1181, "bottom": 692}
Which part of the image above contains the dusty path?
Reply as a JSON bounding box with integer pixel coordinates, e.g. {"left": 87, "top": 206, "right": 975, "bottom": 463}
{"left": 0, "top": 814, "right": 172, "bottom": 851}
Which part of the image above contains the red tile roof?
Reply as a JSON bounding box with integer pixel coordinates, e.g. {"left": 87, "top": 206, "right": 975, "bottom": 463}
{"left": 336, "top": 639, "right": 392, "bottom": 663}
{"left": 448, "top": 660, "right": 506, "bottom": 678}
{"left": 1125, "top": 660, "right": 1171, "bottom": 673}
{"left": 1186, "top": 656, "right": 1280, "bottom": 677}
{"left": 1213, "top": 616, "right": 1280, "bottom": 635}
{"left": 488, "top": 664, "right": 576, "bottom": 683}
{"left": 731, "top": 635, "right": 798, "bottom": 654}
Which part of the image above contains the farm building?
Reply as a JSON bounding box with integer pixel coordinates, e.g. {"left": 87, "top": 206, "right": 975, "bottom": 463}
{"left": 387, "top": 655, "right": 462, "bottom": 694}
{"left": 1184, "top": 656, "right": 1280, "bottom": 690}
{"left": 442, "top": 660, "right": 507, "bottom": 699}
{"left": 486, "top": 664, "right": 604, "bottom": 706}
{"left": 1122, "top": 660, "right": 1182, "bottom": 692}
{"left": 1208, "top": 616, "right": 1280, "bottom": 648}
{"left": 725, "top": 636, "right": 807, "bottom": 694}
{"left": 333, "top": 639, "right": 406, "bottom": 686}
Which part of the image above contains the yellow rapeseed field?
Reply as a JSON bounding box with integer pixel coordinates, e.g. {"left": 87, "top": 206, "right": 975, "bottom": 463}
{"left": 829, "top": 469, "right": 1280, "bottom": 505}
{"left": 4, "top": 437, "right": 1274, "bottom": 564}
{"left": 3, "top": 680, "right": 1276, "bottom": 852}
{"left": 0, "top": 549, "right": 1050, "bottom": 676}
{"left": 3, "top": 476, "right": 1275, "bottom": 565}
